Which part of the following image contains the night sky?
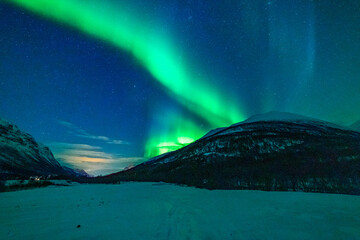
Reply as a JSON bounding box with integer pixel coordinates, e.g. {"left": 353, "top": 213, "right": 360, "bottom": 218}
{"left": 1, "top": 0, "right": 360, "bottom": 175}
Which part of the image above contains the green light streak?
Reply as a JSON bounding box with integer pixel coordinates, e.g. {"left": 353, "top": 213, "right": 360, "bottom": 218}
{"left": 145, "top": 112, "right": 205, "bottom": 158}
{"left": 8, "top": 0, "right": 247, "bottom": 156}
{"left": 7, "top": 0, "right": 245, "bottom": 126}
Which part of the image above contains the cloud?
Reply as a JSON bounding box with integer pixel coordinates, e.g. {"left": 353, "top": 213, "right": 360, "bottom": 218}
{"left": 48, "top": 142, "right": 113, "bottom": 162}
{"left": 58, "top": 120, "right": 74, "bottom": 128}
{"left": 57, "top": 120, "right": 128, "bottom": 145}
{"left": 78, "top": 135, "right": 110, "bottom": 141}
{"left": 47, "top": 142, "right": 102, "bottom": 150}
{"left": 107, "top": 139, "right": 129, "bottom": 145}
{"left": 48, "top": 142, "right": 143, "bottom": 176}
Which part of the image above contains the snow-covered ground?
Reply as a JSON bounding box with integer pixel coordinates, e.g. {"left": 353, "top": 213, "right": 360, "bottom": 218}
{"left": 1, "top": 182, "right": 359, "bottom": 240}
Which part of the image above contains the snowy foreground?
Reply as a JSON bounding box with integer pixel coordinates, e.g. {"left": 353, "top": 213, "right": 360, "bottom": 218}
{"left": 1, "top": 183, "right": 360, "bottom": 240}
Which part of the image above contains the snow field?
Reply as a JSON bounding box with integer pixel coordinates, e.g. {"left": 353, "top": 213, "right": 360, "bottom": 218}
{"left": 1, "top": 182, "right": 360, "bottom": 240}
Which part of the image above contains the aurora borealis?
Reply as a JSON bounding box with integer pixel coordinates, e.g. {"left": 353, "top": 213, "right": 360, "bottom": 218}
{"left": 6, "top": 0, "right": 245, "bottom": 126}
{"left": 1, "top": 0, "right": 360, "bottom": 175}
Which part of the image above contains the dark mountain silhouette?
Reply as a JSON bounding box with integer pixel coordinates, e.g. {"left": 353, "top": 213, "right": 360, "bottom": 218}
{"left": 100, "top": 112, "right": 360, "bottom": 195}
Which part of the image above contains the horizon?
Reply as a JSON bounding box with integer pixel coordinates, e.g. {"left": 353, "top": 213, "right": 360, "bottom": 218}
{"left": 1, "top": 110, "right": 358, "bottom": 177}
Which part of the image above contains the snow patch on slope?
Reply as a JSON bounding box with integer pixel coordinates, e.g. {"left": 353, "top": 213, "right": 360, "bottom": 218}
{"left": 241, "top": 111, "right": 317, "bottom": 124}
{"left": 0, "top": 118, "right": 65, "bottom": 176}
{"left": 232, "top": 111, "right": 351, "bottom": 131}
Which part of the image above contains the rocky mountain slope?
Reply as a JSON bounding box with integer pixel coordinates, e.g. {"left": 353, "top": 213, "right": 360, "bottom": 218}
{"left": 101, "top": 112, "right": 360, "bottom": 194}
{"left": 0, "top": 118, "right": 83, "bottom": 178}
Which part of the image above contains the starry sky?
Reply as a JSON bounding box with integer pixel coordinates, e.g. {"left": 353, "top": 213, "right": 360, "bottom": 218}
{"left": 1, "top": 0, "right": 360, "bottom": 175}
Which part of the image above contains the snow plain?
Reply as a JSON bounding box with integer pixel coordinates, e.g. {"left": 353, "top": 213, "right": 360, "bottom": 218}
{"left": 1, "top": 182, "right": 360, "bottom": 240}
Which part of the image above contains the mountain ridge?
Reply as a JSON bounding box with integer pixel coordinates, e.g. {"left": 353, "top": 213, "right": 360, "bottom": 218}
{"left": 100, "top": 112, "right": 360, "bottom": 195}
{"left": 0, "top": 118, "right": 86, "bottom": 179}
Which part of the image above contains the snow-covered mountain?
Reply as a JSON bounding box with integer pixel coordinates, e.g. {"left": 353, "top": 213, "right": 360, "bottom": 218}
{"left": 102, "top": 112, "right": 360, "bottom": 194}
{"left": 63, "top": 166, "right": 91, "bottom": 178}
{"left": 201, "top": 111, "right": 349, "bottom": 139}
{"left": 0, "top": 118, "right": 85, "bottom": 178}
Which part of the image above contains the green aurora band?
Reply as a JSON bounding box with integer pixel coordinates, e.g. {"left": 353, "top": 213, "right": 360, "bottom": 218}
{"left": 145, "top": 112, "right": 206, "bottom": 158}
{"left": 7, "top": 0, "right": 246, "bottom": 157}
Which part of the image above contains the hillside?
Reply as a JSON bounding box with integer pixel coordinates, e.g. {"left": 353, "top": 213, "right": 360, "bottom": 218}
{"left": 101, "top": 112, "right": 360, "bottom": 194}
{"left": 0, "top": 118, "right": 83, "bottom": 178}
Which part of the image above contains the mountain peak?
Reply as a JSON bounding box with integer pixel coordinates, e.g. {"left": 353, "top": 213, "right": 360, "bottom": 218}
{"left": 202, "top": 111, "right": 338, "bottom": 140}
{"left": 240, "top": 111, "right": 317, "bottom": 124}
{"left": 0, "top": 118, "right": 81, "bottom": 178}
{"left": 231, "top": 111, "right": 351, "bottom": 132}
{"left": 0, "top": 118, "right": 20, "bottom": 131}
